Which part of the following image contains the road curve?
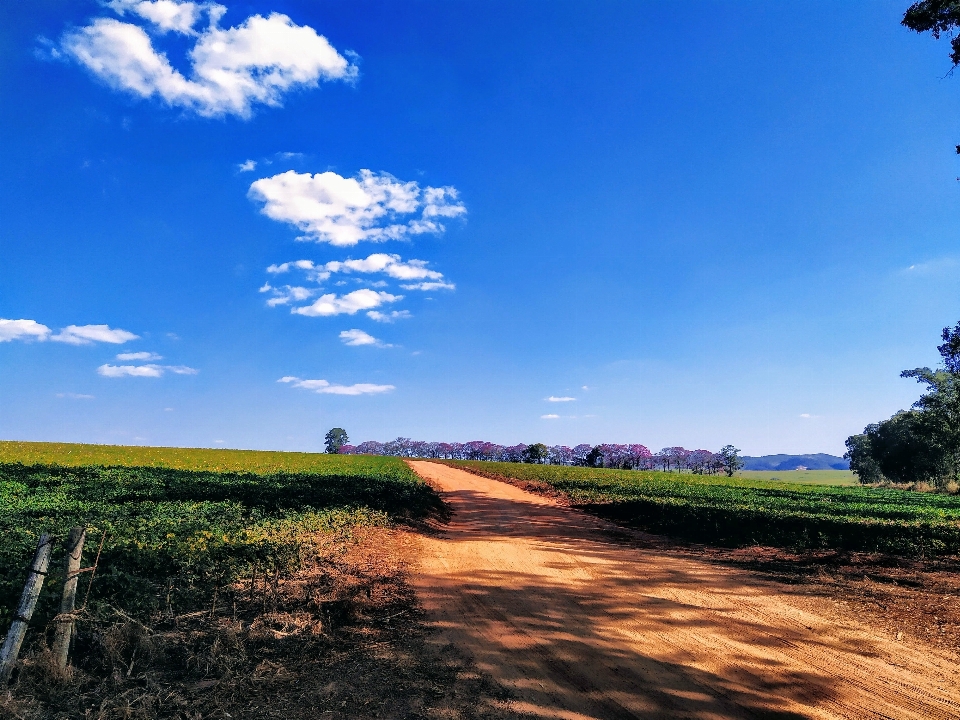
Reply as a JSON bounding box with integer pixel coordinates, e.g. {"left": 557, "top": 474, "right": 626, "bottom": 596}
{"left": 408, "top": 460, "right": 960, "bottom": 720}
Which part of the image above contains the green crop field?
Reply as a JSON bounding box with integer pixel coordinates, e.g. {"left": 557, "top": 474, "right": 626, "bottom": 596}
{"left": 0, "top": 442, "right": 438, "bottom": 631}
{"left": 0, "top": 440, "right": 382, "bottom": 474}
{"left": 441, "top": 460, "right": 960, "bottom": 556}
{"left": 736, "top": 469, "right": 857, "bottom": 486}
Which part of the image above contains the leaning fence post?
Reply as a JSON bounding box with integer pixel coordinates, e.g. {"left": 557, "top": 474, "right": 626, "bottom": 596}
{"left": 0, "top": 533, "right": 53, "bottom": 684}
{"left": 52, "top": 527, "right": 85, "bottom": 670}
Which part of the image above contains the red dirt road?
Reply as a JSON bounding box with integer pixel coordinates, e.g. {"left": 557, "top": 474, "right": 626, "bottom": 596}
{"left": 408, "top": 460, "right": 960, "bottom": 720}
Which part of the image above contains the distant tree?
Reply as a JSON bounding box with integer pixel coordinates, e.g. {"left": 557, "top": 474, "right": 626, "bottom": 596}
{"left": 523, "top": 443, "right": 549, "bottom": 464}
{"left": 571, "top": 444, "right": 594, "bottom": 466}
{"left": 844, "top": 433, "right": 884, "bottom": 484}
{"left": 585, "top": 446, "right": 604, "bottom": 468}
{"left": 716, "top": 445, "right": 743, "bottom": 477}
{"left": 324, "top": 427, "right": 348, "bottom": 454}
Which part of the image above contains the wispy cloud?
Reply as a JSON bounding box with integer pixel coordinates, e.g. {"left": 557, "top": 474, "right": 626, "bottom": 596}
{"left": 117, "top": 351, "right": 162, "bottom": 361}
{"left": 249, "top": 170, "right": 465, "bottom": 246}
{"left": 268, "top": 253, "right": 448, "bottom": 283}
{"left": 98, "top": 363, "right": 198, "bottom": 377}
{"left": 546, "top": 396, "right": 576, "bottom": 402}
{"left": 400, "top": 281, "right": 455, "bottom": 291}
{"left": 56, "top": 392, "right": 95, "bottom": 400}
{"left": 278, "top": 376, "right": 394, "bottom": 395}
{"left": 541, "top": 414, "right": 560, "bottom": 419}
{"left": 339, "top": 329, "right": 391, "bottom": 347}
{"left": 367, "top": 310, "right": 410, "bottom": 323}
{"left": 60, "top": 5, "right": 357, "bottom": 118}
{"left": 903, "top": 257, "right": 959, "bottom": 276}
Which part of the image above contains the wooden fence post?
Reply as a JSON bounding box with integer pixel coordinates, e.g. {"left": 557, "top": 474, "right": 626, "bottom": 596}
{"left": 52, "top": 527, "right": 85, "bottom": 670}
{"left": 0, "top": 533, "right": 53, "bottom": 684}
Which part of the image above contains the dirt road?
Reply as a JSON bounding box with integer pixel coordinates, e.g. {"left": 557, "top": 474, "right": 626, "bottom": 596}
{"left": 408, "top": 461, "right": 960, "bottom": 720}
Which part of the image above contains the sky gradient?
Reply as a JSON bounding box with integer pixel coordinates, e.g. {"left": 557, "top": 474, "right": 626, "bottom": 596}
{"left": 2, "top": 0, "right": 959, "bottom": 455}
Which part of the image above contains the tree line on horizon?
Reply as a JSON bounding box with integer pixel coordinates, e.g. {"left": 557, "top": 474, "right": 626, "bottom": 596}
{"left": 324, "top": 430, "right": 744, "bottom": 476}
{"left": 845, "top": 320, "right": 960, "bottom": 490}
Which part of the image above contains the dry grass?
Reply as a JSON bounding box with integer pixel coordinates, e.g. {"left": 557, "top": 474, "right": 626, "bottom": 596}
{"left": 0, "top": 527, "right": 513, "bottom": 720}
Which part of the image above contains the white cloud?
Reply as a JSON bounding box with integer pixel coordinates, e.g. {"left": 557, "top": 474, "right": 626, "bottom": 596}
{"left": 268, "top": 253, "right": 449, "bottom": 284}
{"left": 117, "top": 351, "right": 163, "bottom": 361}
{"left": 278, "top": 376, "right": 394, "bottom": 395}
{"left": 546, "top": 396, "right": 576, "bottom": 402}
{"left": 400, "top": 281, "right": 455, "bottom": 291}
{"left": 106, "top": 0, "right": 211, "bottom": 35}
{"left": 339, "top": 329, "right": 391, "bottom": 347}
{"left": 249, "top": 170, "right": 465, "bottom": 246}
{"left": 98, "top": 363, "right": 197, "bottom": 377}
{"left": 61, "top": 9, "right": 357, "bottom": 118}
{"left": 367, "top": 310, "right": 411, "bottom": 323}
{"left": 541, "top": 414, "right": 560, "bottom": 419}
{"left": 261, "top": 284, "right": 314, "bottom": 307}
{"left": 51, "top": 324, "right": 138, "bottom": 345}
{"left": 292, "top": 289, "right": 400, "bottom": 317}
{"left": 56, "top": 392, "right": 95, "bottom": 400}
{"left": 98, "top": 363, "right": 164, "bottom": 377}
{"left": 238, "top": 159, "right": 257, "bottom": 172}
{"left": 0, "top": 319, "right": 51, "bottom": 342}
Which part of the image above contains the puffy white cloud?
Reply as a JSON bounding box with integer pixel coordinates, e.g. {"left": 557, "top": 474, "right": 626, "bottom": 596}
{"left": 249, "top": 170, "right": 465, "bottom": 246}
{"left": 0, "top": 319, "right": 51, "bottom": 342}
{"left": 278, "top": 376, "right": 394, "bottom": 395}
{"left": 367, "top": 310, "right": 411, "bottom": 323}
{"left": 339, "top": 329, "right": 391, "bottom": 348}
{"left": 547, "top": 396, "right": 576, "bottom": 402}
{"left": 541, "top": 414, "right": 560, "bottom": 420}
{"left": 117, "top": 351, "right": 162, "bottom": 361}
{"left": 98, "top": 363, "right": 197, "bottom": 377}
{"left": 292, "top": 289, "right": 400, "bottom": 317}
{"left": 51, "top": 324, "right": 139, "bottom": 345}
{"left": 106, "top": 0, "right": 212, "bottom": 35}
{"left": 61, "top": 9, "right": 357, "bottom": 118}
{"left": 238, "top": 159, "right": 257, "bottom": 172}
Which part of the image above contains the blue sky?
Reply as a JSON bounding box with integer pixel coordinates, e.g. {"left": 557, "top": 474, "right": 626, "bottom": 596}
{"left": 2, "top": 0, "right": 959, "bottom": 455}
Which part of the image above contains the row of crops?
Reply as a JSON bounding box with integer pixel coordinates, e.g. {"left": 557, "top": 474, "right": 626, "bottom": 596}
{"left": 443, "top": 460, "right": 960, "bottom": 556}
{"left": 0, "top": 443, "right": 439, "bottom": 633}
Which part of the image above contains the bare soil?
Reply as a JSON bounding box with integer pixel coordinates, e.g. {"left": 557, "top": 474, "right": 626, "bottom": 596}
{"left": 409, "top": 460, "right": 960, "bottom": 719}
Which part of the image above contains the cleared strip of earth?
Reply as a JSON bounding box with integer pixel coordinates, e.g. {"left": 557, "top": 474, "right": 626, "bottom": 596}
{"left": 409, "top": 460, "right": 960, "bottom": 720}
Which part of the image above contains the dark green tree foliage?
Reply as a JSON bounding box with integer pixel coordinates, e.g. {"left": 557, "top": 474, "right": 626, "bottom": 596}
{"left": 902, "top": 1, "right": 960, "bottom": 152}
{"left": 324, "top": 427, "right": 349, "bottom": 454}
{"left": 847, "top": 321, "right": 960, "bottom": 487}
{"left": 585, "top": 446, "right": 604, "bottom": 468}
{"left": 844, "top": 433, "right": 884, "bottom": 484}
{"left": 523, "top": 443, "right": 549, "bottom": 464}
{"left": 715, "top": 445, "right": 743, "bottom": 477}
{"left": 902, "top": 1, "right": 960, "bottom": 66}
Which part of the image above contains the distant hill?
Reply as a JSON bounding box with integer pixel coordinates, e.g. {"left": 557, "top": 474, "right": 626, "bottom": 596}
{"left": 741, "top": 454, "right": 849, "bottom": 471}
